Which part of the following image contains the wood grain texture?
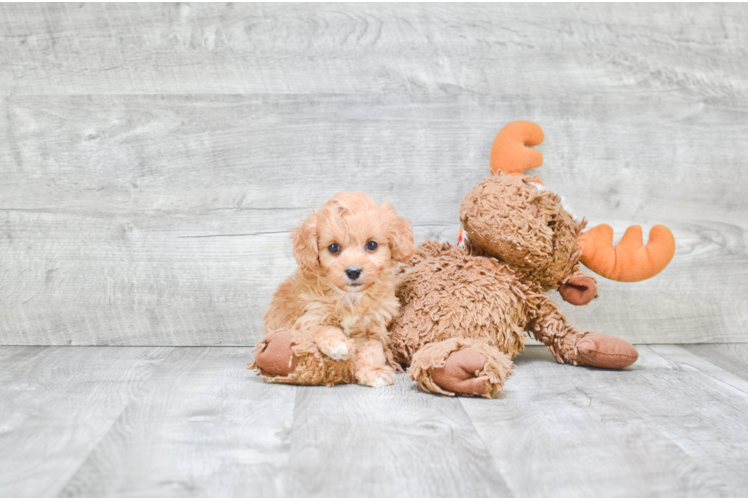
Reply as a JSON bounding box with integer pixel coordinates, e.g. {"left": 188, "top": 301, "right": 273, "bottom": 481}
{"left": 680, "top": 343, "right": 748, "bottom": 382}
{"left": 59, "top": 347, "right": 296, "bottom": 497}
{"left": 0, "top": 346, "right": 173, "bottom": 497}
{"left": 459, "top": 344, "right": 748, "bottom": 497}
{"left": 283, "top": 374, "right": 511, "bottom": 497}
{"left": 1, "top": 3, "right": 747, "bottom": 97}
{"left": 2, "top": 344, "right": 748, "bottom": 497}
{"left": 0, "top": 4, "right": 746, "bottom": 345}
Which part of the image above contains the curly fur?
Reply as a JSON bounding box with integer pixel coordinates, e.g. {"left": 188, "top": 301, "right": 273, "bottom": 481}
{"left": 461, "top": 174, "right": 586, "bottom": 290}
{"left": 251, "top": 192, "right": 415, "bottom": 388}
{"left": 392, "top": 240, "right": 530, "bottom": 365}
{"left": 392, "top": 172, "right": 611, "bottom": 397}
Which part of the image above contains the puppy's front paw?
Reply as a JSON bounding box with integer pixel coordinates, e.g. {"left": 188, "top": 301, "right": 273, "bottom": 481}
{"left": 318, "top": 339, "right": 350, "bottom": 361}
{"left": 356, "top": 366, "right": 396, "bottom": 388}
{"left": 370, "top": 375, "right": 394, "bottom": 388}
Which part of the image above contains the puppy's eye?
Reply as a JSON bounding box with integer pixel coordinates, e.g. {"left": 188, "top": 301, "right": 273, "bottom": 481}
{"left": 328, "top": 243, "right": 340, "bottom": 254}
{"left": 366, "top": 241, "right": 378, "bottom": 251}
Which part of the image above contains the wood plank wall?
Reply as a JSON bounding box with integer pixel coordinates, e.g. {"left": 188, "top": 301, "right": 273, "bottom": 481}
{"left": 1, "top": 3, "right": 746, "bottom": 346}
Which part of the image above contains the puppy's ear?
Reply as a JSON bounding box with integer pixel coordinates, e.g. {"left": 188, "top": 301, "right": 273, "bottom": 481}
{"left": 291, "top": 212, "right": 319, "bottom": 273}
{"left": 384, "top": 201, "right": 415, "bottom": 264}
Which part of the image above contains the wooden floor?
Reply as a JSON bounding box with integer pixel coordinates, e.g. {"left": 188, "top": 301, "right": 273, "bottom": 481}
{"left": 2, "top": 344, "right": 748, "bottom": 497}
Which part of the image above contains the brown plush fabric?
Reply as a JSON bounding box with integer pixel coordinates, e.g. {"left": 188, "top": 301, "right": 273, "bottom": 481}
{"left": 460, "top": 174, "right": 586, "bottom": 291}
{"left": 392, "top": 240, "right": 529, "bottom": 366}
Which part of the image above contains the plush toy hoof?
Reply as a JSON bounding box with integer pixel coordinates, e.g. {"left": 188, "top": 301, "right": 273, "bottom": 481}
{"left": 254, "top": 330, "right": 299, "bottom": 376}
{"left": 577, "top": 332, "right": 638, "bottom": 369}
{"left": 431, "top": 348, "right": 489, "bottom": 396}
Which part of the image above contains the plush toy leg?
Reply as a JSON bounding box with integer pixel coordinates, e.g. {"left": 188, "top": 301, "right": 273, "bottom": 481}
{"left": 248, "top": 329, "right": 356, "bottom": 386}
{"left": 408, "top": 338, "right": 513, "bottom": 398}
{"left": 527, "top": 294, "right": 638, "bottom": 368}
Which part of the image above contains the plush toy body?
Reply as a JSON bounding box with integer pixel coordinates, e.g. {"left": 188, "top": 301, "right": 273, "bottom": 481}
{"left": 392, "top": 121, "right": 676, "bottom": 397}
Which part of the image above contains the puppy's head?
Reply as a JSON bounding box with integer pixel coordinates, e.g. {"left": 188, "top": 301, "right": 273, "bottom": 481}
{"left": 291, "top": 192, "right": 415, "bottom": 292}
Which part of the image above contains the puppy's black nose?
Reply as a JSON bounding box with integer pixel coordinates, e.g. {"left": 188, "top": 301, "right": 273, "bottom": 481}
{"left": 345, "top": 267, "right": 362, "bottom": 280}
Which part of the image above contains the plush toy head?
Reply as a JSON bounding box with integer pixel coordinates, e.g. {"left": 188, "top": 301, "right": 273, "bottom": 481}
{"left": 460, "top": 173, "right": 584, "bottom": 291}
{"left": 459, "top": 121, "right": 676, "bottom": 298}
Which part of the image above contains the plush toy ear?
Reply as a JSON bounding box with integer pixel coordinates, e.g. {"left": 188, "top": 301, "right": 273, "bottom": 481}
{"left": 291, "top": 212, "right": 319, "bottom": 273}
{"left": 383, "top": 199, "right": 415, "bottom": 264}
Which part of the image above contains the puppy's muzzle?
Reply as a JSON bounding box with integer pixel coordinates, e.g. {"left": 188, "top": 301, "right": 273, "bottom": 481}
{"left": 345, "top": 267, "right": 362, "bottom": 281}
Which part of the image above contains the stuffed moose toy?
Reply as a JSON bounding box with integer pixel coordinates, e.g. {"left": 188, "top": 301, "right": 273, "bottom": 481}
{"left": 251, "top": 121, "right": 676, "bottom": 398}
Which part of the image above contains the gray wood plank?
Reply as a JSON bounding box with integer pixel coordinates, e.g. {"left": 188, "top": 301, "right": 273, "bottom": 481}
{"left": 0, "top": 4, "right": 746, "bottom": 97}
{"left": 680, "top": 343, "right": 748, "bottom": 383}
{"left": 3, "top": 345, "right": 748, "bottom": 497}
{"left": 1, "top": 93, "right": 746, "bottom": 345}
{"left": 0, "top": 206, "right": 454, "bottom": 346}
{"left": 648, "top": 344, "right": 748, "bottom": 402}
{"left": 4, "top": 93, "right": 748, "bottom": 226}
{"left": 459, "top": 345, "right": 748, "bottom": 497}
{"left": 283, "top": 373, "right": 511, "bottom": 497}
{"left": 59, "top": 347, "right": 296, "bottom": 497}
{"left": 0, "top": 346, "right": 173, "bottom": 497}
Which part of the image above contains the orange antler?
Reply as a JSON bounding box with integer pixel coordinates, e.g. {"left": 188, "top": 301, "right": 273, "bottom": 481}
{"left": 489, "top": 121, "right": 545, "bottom": 175}
{"left": 579, "top": 224, "right": 676, "bottom": 282}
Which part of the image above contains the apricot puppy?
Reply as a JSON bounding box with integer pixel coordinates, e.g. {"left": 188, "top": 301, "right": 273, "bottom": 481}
{"left": 250, "top": 192, "right": 415, "bottom": 388}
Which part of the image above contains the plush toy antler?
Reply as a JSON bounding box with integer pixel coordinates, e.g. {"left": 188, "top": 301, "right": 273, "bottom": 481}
{"left": 489, "top": 120, "right": 545, "bottom": 176}
{"left": 578, "top": 224, "right": 675, "bottom": 282}
{"left": 489, "top": 120, "right": 675, "bottom": 282}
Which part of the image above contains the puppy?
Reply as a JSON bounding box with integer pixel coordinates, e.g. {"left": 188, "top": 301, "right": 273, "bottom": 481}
{"left": 259, "top": 192, "right": 415, "bottom": 387}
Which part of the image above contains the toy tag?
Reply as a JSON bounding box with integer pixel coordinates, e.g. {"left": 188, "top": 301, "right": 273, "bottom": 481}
{"left": 458, "top": 227, "right": 465, "bottom": 248}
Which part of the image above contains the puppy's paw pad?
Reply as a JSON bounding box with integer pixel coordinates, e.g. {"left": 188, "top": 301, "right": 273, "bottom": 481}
{"left": 320, "top": 341, "right": 349, "bottom": 361}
